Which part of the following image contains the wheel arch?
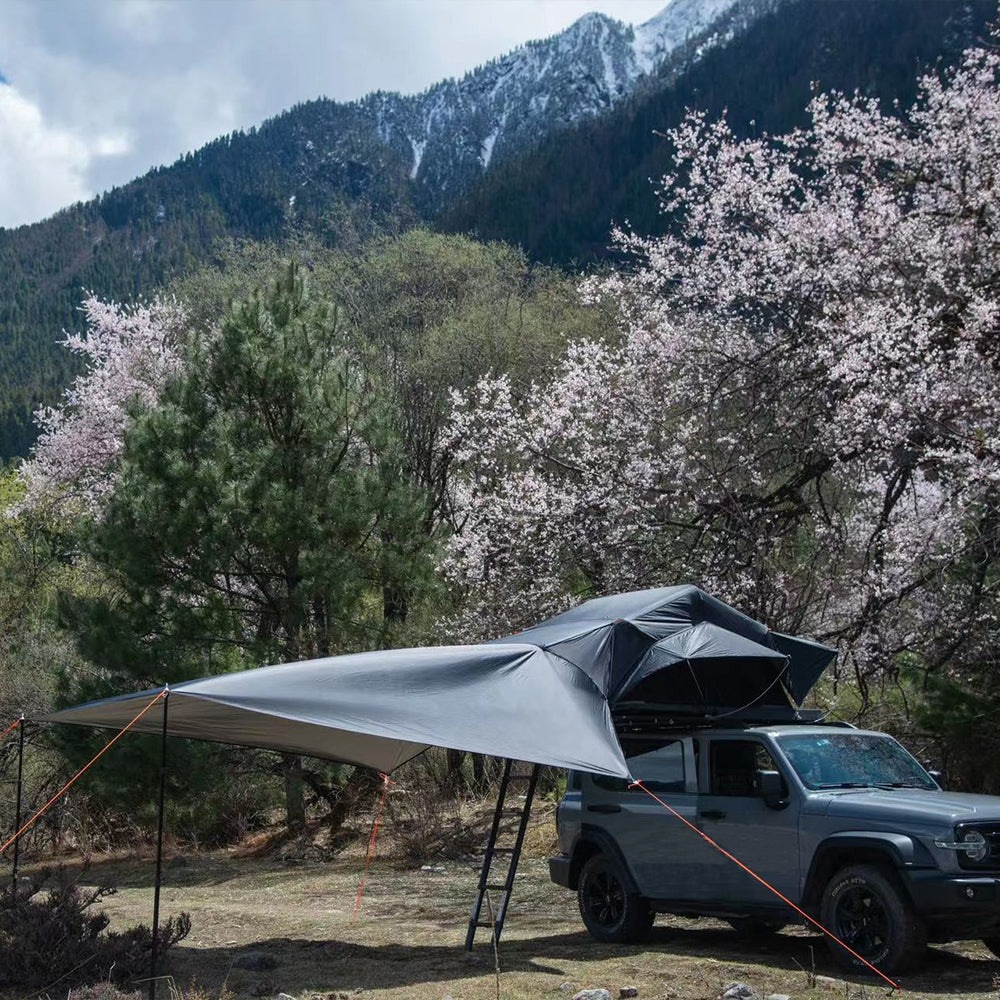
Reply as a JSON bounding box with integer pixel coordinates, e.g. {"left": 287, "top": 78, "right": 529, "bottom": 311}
{"left": 568, "top": 824, "right": 641, "bottom": 894}
{"left": 802, "top": 832, "right": 932, "bottom": 912}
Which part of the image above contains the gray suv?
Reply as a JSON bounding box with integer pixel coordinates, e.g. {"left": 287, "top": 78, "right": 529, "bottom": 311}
{"left": 550, "top": 724, "right": 1000, "bottom": 974}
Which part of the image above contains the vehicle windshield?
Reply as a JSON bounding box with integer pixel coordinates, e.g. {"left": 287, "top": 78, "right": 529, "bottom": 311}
{"left": 776, "top": 732, "right": 937, "bottom": 790}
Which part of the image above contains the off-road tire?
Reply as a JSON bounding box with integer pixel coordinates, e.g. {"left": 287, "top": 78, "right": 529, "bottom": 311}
{"left": 982, "top": 937, "right": 1000, "bottom": 961}
{"left": 577, "top": 851, "right": 654, "bottom": 944}
{"left": 820, "top": 864, "right": 926, "bottom": 974}
{"left": 726, "top": 917, "right": 788, "bottom": 937}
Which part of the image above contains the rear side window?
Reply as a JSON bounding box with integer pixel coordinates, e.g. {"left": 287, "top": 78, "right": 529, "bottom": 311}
{"left": 593, "top": 740, "right": 686, "bottom": 793}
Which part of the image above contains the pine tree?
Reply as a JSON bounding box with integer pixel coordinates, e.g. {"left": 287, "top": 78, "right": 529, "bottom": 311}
{"left": 61, "top": 263, "right": 434, "bottom": 829}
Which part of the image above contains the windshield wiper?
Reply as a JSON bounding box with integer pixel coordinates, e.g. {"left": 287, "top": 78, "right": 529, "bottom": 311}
{"left": 817, "top": 781, "right": 929, "bottom": 790}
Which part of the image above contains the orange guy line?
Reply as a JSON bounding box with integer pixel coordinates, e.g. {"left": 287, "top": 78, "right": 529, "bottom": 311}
{"left": 629, "top": 778, "right": 900, "bottom": 991}
{"left": 0, "top": 689, "right": 167, "bottom": 857}
{"left": 353, "top": 771, "right": 394, "bottom": 922}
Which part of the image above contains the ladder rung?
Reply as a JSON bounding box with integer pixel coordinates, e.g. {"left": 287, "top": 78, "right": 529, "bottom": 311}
{"left": 490, "top": 847, "right": 515, "bottom": 854}
{"left": 475, "top": 920, "right": 498, "bottom": 928}
{"left": 507, "top": 774, "right": 534, "bottom": 781}
{"left": 484, "top": 883, "right": 509, "bottom": 891}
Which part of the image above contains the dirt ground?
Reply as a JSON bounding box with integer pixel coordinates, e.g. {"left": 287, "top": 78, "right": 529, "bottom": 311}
{"left": 17, "top": 804, "right": 1000, "bottom": 1000}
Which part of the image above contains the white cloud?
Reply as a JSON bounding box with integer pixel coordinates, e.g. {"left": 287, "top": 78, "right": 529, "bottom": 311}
{"left": 0, "top": 82, "right": 130, "bottom": 227}
{"left": 0, "top": 0, "right": 668, "bottom": 228}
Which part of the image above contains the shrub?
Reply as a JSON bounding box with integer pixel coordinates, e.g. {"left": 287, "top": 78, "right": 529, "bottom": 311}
{"left": 68, "top": 987, "right": 142, "bottom": 1000}
{"left": 0, "top": 866, "right": 190, "bottom": 989}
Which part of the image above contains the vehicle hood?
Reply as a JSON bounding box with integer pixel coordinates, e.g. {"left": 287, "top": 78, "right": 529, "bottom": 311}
{"left": 818, "top": 788, "right": 1000, "bottom": 826}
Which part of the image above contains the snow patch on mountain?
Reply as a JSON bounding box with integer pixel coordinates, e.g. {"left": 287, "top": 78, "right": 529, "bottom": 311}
{"left": 481, "top": 127, "right": 499, "bottom": 168}
{"left": 633, "top": 0, "right": 740, "bottom": 73}
{"left": 409, "top": 137, "right": 427, "bottom": 179}
{"left": 301, "top": 0, "right": 769, "bottom": 212}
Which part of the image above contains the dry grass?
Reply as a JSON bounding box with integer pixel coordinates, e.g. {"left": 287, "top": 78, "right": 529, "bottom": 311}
{"left": 12, "top": 804, "right": 1000, "bottom": 1000}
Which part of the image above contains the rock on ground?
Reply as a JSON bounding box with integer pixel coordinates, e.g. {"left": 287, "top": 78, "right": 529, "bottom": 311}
{"left": 573, "top": 991, "right": 613, "bottom": 1000}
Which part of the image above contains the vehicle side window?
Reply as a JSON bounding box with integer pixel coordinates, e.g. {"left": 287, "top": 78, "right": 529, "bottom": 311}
{"left": 594, "top": 739, "right": 686, "bottom": 793}
{"left": 710, "top": 740, "right": 785, "bottom": 797}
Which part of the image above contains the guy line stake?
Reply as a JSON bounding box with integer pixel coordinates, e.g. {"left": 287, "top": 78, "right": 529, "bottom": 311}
{"left": 628, "top": 779, "right": 900, "bottom": 991}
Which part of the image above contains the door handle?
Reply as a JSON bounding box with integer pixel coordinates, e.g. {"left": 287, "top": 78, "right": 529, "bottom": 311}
{"left": 699, "top": 809, "right": 726, "bottom": 821}
{"left": 587, "top": 804, "right": 622, "bottom": 814}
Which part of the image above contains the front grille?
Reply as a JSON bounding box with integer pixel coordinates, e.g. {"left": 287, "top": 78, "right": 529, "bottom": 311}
{"left": 956, "top": 823, "right": 1000, "bottom": 871}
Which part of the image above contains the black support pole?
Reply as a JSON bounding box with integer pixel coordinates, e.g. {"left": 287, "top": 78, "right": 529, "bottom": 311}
{"left": 11, "top": 718, "right": 24, "bottom": 886}
{"left": 149, "top": 691, "right": 169, "bottom": 1000}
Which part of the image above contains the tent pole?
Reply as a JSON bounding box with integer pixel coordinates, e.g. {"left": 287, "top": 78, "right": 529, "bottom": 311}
{"left": 11, "top": 718, "right": 24, "bottom": 885}
{"left": 149, "top": 691, "right": 169, "bottom": 1000}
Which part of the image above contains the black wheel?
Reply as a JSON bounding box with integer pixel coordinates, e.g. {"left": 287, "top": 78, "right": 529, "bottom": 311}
{"left": 726, "top": 917, "right": 788, "bottom": 937}
{"left": 820, "top": 864, "right": 926, "bottom": 974}
{"left": 983, "top": 938, "right": 1000, "bottom": 960}
{"left": 577, "top": 852, "right": 653, "bottom": 944}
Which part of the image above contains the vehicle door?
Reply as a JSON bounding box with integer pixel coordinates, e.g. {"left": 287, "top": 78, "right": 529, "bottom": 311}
{"left": 694, "top": 736, "right": 802, "bottom": 907}
{"left": 582, "top": 738, "right": 716, "bottom": 900}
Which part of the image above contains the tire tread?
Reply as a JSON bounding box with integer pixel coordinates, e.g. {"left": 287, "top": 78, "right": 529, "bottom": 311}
{"left": 819, "top": 863, "right": 926, "bottom": 975}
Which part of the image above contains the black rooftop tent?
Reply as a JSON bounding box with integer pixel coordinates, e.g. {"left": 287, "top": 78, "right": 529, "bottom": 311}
{"left": 44, "top": 586, "right": 836, "bottom": 771}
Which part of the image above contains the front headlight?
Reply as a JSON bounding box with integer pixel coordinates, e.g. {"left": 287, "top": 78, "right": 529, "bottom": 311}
{"left": 934, "top": 827, "right": 991, "bottom": 863}
{"left": 962, "top": 829, "right": 989, "bottom": 862}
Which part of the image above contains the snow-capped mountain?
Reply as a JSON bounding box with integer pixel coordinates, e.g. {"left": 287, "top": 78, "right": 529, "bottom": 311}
{"left": 297, "top": 0, "right": 766, "bottom": 211}
{"left": 4, "top": 0, "right": 991, "bottom": 461}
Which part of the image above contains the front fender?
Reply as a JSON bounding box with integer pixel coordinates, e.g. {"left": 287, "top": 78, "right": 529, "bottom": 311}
{"left": 817, "top": 831, "right": 934, "bottom": 868}
{"left": 802, "top": 831, "right": 936, "bottom": 911}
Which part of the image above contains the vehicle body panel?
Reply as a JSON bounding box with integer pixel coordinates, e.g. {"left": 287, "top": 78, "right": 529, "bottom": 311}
{"left": 553, "top": 723, "right": 1000, "bottom": 943}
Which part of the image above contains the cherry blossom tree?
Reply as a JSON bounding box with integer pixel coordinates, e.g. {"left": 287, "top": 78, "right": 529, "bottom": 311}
{"left": 17, "top": 297, "right": 186, "bottom": 515}
{"left": 445, "top": 33, "right": 1000, "bottom": 703}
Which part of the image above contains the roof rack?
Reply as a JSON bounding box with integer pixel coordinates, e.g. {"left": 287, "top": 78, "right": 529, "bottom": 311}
{"left": 611, "top": 701, "right": 830, "bottom": 736}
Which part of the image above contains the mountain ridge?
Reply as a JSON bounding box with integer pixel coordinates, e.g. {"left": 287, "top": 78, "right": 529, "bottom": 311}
{"left": 1, "top": 0, "right": 994, "bottom": 460}
{"left": 1, "top": 0, "right": 746, "bottom": 236}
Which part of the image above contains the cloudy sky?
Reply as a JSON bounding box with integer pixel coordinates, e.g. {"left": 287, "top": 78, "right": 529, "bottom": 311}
{"left": 0, "top": 0, "right": 666, "bottom": 229}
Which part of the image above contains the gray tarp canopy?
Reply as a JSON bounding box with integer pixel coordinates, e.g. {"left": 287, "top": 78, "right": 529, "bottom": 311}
{"left": 44, "top": 585, "right": 836, "bottom": 780}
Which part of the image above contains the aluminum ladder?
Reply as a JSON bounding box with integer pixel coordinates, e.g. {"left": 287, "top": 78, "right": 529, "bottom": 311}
{"left": 464, "top": 758, "right": 541, "bottom": 950}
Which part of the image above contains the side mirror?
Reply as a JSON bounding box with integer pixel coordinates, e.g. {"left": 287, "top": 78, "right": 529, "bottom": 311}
{"left": 928, "top": 769, "right": 946, "bottom": 789}
{"left": 757, "top": 769, "right": 786, "bottom": 808}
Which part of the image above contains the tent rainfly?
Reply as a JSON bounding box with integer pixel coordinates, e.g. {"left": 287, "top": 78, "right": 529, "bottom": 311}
{"left": 44, "top": 585, "right": 837, "bottom": 778}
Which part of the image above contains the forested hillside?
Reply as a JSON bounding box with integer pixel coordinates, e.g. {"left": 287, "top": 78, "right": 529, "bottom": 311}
{"left": 440, "top": 0, "right": 994, "bottom": 261}
{"left": 0, "top": 0, "right": 994, "bottom": 459}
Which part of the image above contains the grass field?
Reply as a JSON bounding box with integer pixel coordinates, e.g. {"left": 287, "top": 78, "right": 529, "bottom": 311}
{"left": 24, "top": 801, "right": 999, "bottom": 1000}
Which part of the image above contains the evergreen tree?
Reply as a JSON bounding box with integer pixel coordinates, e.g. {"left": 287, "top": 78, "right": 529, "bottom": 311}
{"left": 60, "top": 263, "right": 434, "bottom": 829}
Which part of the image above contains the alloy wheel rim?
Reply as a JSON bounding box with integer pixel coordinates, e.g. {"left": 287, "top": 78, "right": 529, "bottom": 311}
{"left": 585, "top": 868, "right": 625, "bottom": 927}
{"left": 834, "top": 885, "right": 890, "bottom": 960}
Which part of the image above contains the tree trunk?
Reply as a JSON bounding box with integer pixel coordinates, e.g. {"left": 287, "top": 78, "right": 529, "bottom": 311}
{"left": 382, "top": 580, "right": 408, "bottom": 624}
{"left": 326, "top": 767, "right": 383, "bottom": 836}
{"left": 282, "top": 753, "right": 306, "bottom": 832}
{"left": 447, "top": 748, "right": 467, "bottom": 795}
{"left": 472, "top": 754, "right": 486, "bottom": 794}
